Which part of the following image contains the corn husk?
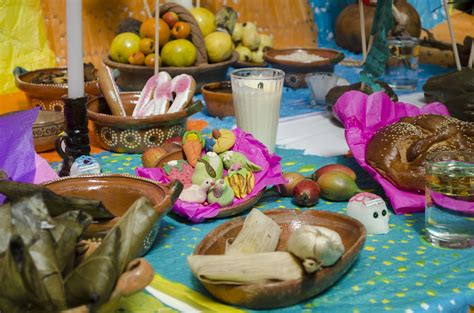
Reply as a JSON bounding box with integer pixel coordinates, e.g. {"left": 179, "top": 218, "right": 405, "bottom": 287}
{"left": 225, "top": 209, "right": 280, "bottom": 255}
{"left": 187, "top": 252, "right": 303, "bottom": 285}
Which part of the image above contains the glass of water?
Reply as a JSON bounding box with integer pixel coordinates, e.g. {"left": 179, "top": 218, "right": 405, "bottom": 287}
{"left": 384, "top": 37, "right": 419, "bottom": 90}
{"left": 425, "top": 151, "right": 474, "bottom": 249}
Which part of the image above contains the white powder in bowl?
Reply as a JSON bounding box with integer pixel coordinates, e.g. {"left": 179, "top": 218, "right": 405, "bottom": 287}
{"left": 274, "top": 50, "right": 327, "bottom": 62}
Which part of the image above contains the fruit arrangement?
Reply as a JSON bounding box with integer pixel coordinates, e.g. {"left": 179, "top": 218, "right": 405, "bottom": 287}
{"left": 231, "top": 21, "right": 274, "bottom": 64}
{"left": 109, "top": 3, "right": 237, "bottom": 68}
{"left": 275, "top": 164, "right": 363, "bottom": 207}
{"left": 138, "top": 128, "right": 286, "bottom": 222}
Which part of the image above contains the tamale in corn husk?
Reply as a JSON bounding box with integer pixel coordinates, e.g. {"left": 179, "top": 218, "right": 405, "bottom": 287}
{"left": 225, "top": 209, "right": 280, "bottom": 255}
{"left": 187, "top": 252, "right": 303, "bottom": 285}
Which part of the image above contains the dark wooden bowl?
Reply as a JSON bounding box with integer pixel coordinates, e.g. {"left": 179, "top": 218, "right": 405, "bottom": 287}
{"left": 201, "top": 81, "right": 234, "bottom": 118}
{"left": 193, "top": 209, "right": 366, "bottom": 309}
{"left": 87, "top": 92, "right": 202, "bottom": 154}
{"left": 103, "top": 52, "right": 238, "bottom": 92}
{"left": 43, "top": 174, "right": 181, "bottom": 256}
{"left": 14, "top": 66, "right": 100, "bottom": 111}
{"left": 264, "top": 48, "right": 344, "bottom": 88}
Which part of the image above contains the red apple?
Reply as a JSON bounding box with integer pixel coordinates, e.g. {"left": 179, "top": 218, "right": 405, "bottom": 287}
{"left": 312, "top": 164, "right": 356, "bottom": 181}
{"left": 293, "top": 179, "right": 320, "bottom": 207}
{"left": 162, "top": 11, "right": 179, "bottom": 28}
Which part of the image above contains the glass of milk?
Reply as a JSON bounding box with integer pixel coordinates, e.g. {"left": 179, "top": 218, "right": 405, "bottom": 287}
{"left": 231, "top": 68, "right": 285, "bottom": 154}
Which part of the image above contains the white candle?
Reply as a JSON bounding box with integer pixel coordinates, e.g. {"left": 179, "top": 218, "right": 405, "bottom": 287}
{"left": 155, "top": 0, "right": 160, "bottom": 75}
{"left": 66, "top": 0, "right": 84, "bottom": 98}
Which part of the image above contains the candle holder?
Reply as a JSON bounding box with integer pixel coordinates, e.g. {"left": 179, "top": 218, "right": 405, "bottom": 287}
{"left": 55, "top": 96, "right": 91, "bottom": 177}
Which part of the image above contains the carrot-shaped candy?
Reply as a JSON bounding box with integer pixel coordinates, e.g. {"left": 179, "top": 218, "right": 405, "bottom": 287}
{"left": 182, "top": 131, "right": 205, "bottom": 167}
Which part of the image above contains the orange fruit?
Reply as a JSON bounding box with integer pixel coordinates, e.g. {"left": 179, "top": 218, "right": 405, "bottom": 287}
{"left": 140, "top": 18, "right": 170, "bottom": 46}
{"left": 144, "top": 53, "right": 162, "bottom": 67}
{"left": 128, "top": 51, "right": 145, "bottom": 65}
{"left": 171, "top": 21, "right": 191, "bottom": 39}
{"left": 139, "top": 38, "right": 155, "bottom": 55}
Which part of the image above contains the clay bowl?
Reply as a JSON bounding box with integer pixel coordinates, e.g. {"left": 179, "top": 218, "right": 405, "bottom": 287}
{"left": 32, "top": 110, "right": 65, "bottom": 152}
{"left": 43, "top": 174, "right": 181, "bottom": 256}
{"left": 103, "top": 52, "right": 239, "bottom": 92}
{"left": 193, "top": 209, "right": 366, "bottom": 309}
{"left": 14, "top": 66, "right": 99, "bottom": 111}
{"left": 201, "top": 81, "right": 234, "bottom": 118}
{"left": 87, "top": 92, "right": 203, "bottom": 154}
{"left": 264, "top": 48, "right": 345, "bottom": 88}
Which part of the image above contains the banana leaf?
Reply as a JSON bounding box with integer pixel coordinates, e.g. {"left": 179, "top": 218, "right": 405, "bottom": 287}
{"left": 0, "top": 179, "right": 114, "bottom": 219}
{"left": 0, "top": 203, "right": 55, "bottom": 312}
{"left": 51, "top": 211, "right": 92, "bottom": 274}
{"left": 64, "top": 197, "right": 158, "bottom": 310}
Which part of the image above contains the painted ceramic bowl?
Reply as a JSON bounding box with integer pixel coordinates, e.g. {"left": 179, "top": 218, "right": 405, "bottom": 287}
{"left": 264, "top": 48, "right": 344, "bottom": 88}
{"left": 87, "top": 92, "right": 203, "bottom": 154}
{"left": 43, "top": 174, "right": 182, "bottom": 256}
{"left": 103, "top": 52, "right": 238, "bottom": 92}
{"left": 14, "top": 66, "right": 100, "bottom": 111}
{"left": 201, "top": 81, "right": 234, "bottom": 118}
{"left": 193, "top": 209, "right": 366, "bottom": 309}
{"left": 32, "top": 110, "right": 65, "bottom": 152}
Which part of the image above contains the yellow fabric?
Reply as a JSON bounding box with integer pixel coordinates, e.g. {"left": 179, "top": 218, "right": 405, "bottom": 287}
{"left": 149, "top": 274, "right": 245, "bottom": 313}
{"left": 0, "top": 0, "right": 55, "bottom": 94}
{"left": 114, "top": 291, "right": 176, "bottom": 313}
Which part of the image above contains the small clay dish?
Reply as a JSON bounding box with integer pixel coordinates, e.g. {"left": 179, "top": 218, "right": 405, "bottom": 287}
{"left": 14, "top": 66, "right": 100, "bottom": 111}
{"left": 264, "top": 48, "right": 345, "bottom": 88}
{"left": 87, "top": 92, "right": 203, "bottom": 154}
{"left": 43, "top": 174, "right": 181, "bottom": 256}
{"left": 193, "top": 209, "right": 366, "bottom": 309}
{"left": 32, "top": 110, "right": 65, "bottom": 152}
{"left": 201, "top": 81, "right": 234, "bottom": 118}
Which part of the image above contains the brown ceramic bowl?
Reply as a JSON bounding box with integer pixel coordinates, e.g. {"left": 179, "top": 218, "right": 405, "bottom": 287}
{"left": 43, "top": 174, "right": 182, "bottom": 256}
{"left": 14, "top": 66, "right": 100, "bottom": 111}
{"left": 264, "top": 48, "right": 345, "bottom": 88}
{"left": 193, "top": 209, "right": 366, "bottom": 309}
{"left": 32, "top": 110, "right": 65, "bottom": 152}
{"left": 201, "top": 81, "right": 234, "bottom": 118}
{"left": 87, "top": 92, "right": 203, "bottom": 154}
{"left": 103, "top": 52, "right": 239, "bottom": 92}
{"left": 233, "top": 60, "right": 268, "bottom": 68}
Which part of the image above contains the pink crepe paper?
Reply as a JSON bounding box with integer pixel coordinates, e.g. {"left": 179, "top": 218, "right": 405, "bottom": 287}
{"left": 137, "top": 128, "right": 286, "bottom": 223}
{"left": 33, "top": 153, "right": 59, "bottom": 183}
{"left": 333, "top": 91, "right": 450, "bottom": 214}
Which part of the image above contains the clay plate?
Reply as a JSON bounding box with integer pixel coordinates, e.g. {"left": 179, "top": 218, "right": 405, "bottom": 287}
{"left": 153, "top": 150, "right": 266, "bottom": 218}
{"left": 43, "top": 174, "right": 181, "bottom": 255}
{"left": 264, "top": 48, "right": 344, "bottom": 88}
{"left": 193, "top": 209, "right": 366, "bottom": 309}
{"left": 233, "top": 61, "right": 268, "bottom": 68}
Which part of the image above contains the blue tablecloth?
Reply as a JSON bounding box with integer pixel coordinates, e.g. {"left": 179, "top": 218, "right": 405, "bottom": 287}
{"left": 53, "top": 150, "right": 474, "bottom": 313}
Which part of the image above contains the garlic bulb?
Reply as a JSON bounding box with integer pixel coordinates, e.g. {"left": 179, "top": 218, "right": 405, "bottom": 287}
{"left": 286, "top": 225, "right": 345, "bottom": 273}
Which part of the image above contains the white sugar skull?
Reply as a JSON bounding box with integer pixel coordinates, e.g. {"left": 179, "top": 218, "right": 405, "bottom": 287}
{"left": 347, "top": 192, "right": 390, "bottom": 234}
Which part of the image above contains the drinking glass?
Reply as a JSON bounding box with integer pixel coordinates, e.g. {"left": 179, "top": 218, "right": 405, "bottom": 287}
{"left": 384, "top": 37, "right": 419, "bottom": 90}
{"left": 425, "top": 151, "right": 474, "bottom": 249}
{"left": 231, "top": 68, "right": 285, "bottom": 153}
{"left": 305, "top": 72, "right": 349, "bottom": 106}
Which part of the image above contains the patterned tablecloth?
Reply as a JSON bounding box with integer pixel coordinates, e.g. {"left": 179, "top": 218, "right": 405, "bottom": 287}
{"left": 52, "top": 149, "right": 474, "bottom": 313}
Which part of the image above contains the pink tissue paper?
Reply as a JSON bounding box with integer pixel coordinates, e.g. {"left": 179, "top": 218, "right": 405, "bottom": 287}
{"left": 333, "top": 91, "right": 450, "bottom": 214}
{"left": 137, "top": 128, "right": 286, "bottom": 223}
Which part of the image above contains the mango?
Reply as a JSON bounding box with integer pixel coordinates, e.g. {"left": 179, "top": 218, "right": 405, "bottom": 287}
{"left": 317, "top": 172, "right": 362, "bottom": 202}
{"left": 312, "top": 164, "right": 356, "bottom": 181}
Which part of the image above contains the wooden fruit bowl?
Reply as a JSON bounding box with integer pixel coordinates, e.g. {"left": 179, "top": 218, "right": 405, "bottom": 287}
{"left": 103, "top": 52, "right": 238, "bottom": 92}
{"left": 193, "top": 209, "right": 366, "bottom": 309}
{"left": 104, "top": 2, "right": 237, "bottom": 92}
